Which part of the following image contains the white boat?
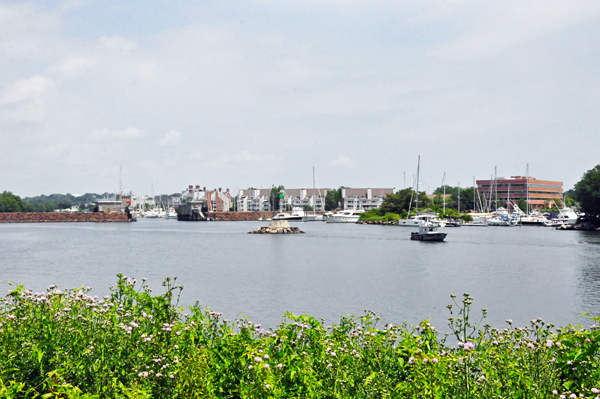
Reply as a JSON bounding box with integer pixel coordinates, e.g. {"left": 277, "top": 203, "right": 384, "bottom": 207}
{"left": 304, "top": 214, "right": 324, "bottom": 222}
{"left": 327, "top": 209, "right": 364, "bottom": 223}
{"left": 543, "top": 208, "right": 578, "bottom": 227}
{"left": 165, "top": 207, "right": 178, "bottom": 219}
{"left": 398, "top": 214, "right": 446, "bottom": 227}
{"left": 411, "top": 223, "right": 447, "bottom": 241}
{"left": 272, "top": 208, "right": 305, "bottom": 221}
{"left": 487, "top": 215, "right": 518, "bottom": 226}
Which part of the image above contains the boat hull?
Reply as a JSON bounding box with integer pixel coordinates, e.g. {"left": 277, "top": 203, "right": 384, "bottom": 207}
{"left": 411, "top": 232, "right": 447, "bottom": 241}
{"left": 327, "top": 216, "right": 360, "bottom": 223}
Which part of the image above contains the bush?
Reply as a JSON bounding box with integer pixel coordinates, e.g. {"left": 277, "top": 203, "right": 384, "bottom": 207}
{"left": 1, "top": 278, "right": 599, "bottom": 398}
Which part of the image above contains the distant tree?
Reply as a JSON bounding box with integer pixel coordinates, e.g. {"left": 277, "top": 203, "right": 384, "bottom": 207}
{"left": 378, "top": 188, "right": 430, "bottom": 215}
{"left": 325, "top": 187, "right": 347, "bottom": 211}
{"left": 517, "top": 199, "right": 528, "bottom": 213}
{"left": 0, "top": 191, "right": 25, "bottom": 212}
{"left": 303, "top": 205, "right": 313, "bottom": 211}
{"left": 574, "top": 165, "right": 600, "bottom": 225}
{"left": 270, "top": 185, "right": 285, "bottom": 211}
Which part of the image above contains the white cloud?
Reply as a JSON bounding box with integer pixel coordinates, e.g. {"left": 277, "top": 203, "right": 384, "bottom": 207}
{"left": 158, "top": 130, "right": 181, "bottom": 146}
{"left": 0, "top": 75, "right": 55, "bottom": 105}
{"left": 91, "top": 127, "right": 145, "bottom": 140}
{"left": 329, "top": 156, "right": 356, "bottom": 169}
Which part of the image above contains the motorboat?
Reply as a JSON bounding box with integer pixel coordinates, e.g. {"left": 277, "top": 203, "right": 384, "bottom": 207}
{"left": 327, "top": 209, "right": 364, "bottom": 223}
{"left": 165, "top": 207, "right": 178, "bottom": 220}
{"left": 411, "top": 223, "right": 447, "bottom": 241}
{"left": 272, "top": 208, "right": 305, "bottom": 221}
{"left": 398, "top": 214, "right": 446, "bottom": 227}
{"left": 304, "top": 214, "right": 324, "bottom": 222}
{"left": 487, "top": 215, "right": 518, "bottom": 226}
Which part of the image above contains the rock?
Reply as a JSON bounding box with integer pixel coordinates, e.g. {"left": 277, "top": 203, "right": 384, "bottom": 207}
{"left": 248, "top": 219, "right": 304, "bottom": 234}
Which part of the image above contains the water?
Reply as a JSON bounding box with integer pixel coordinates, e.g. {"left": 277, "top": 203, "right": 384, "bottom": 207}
{"left": 1, "top": 220, "right": 599, "bottom": 333}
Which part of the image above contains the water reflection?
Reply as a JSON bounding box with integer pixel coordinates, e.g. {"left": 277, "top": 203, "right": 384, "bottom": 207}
{"left": 575, "top": 232, "right": 600, "bottom": 316}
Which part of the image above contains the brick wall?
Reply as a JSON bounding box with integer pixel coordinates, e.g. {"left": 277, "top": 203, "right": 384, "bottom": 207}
{"left": 0, "top": 212, "right": 129, "bottom": 223}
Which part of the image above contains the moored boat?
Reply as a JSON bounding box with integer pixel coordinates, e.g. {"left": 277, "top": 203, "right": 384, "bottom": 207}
{"left": 410, "top": 223, "right": 447, "bottom": 241}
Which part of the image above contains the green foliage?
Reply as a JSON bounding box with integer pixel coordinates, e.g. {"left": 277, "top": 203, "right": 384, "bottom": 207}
{"left": 270, "top": 185, "right": 285, "bottom": 211}
{"left": 0, "top": 191, "right": 27, "bottom": 212}
{"left": 303, "top": 205, "right": 313, "bottom": 212}
{"left": 379, "top": 188, "right": 431, "bottom": 215}
{"left": 575, "top": 165, "right": 600, "bottom": 225}
{"left": 325, "top": 187, "right": 346, "bottom": 211}
{"left": 1, "top": 279, "right": 599, "bottom": 398}
{"left": 359, "top": 211, "right": 400, "bottom": 222}
{"left": 517, "top": 199, "right": 528, "bottom": 213}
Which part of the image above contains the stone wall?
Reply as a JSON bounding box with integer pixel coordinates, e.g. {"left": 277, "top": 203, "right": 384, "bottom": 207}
{"left": 206, "top": 211, "right": 278, "bottom": 221}
{"left": 0, "top": 212, "right": 129, "bottom": 223}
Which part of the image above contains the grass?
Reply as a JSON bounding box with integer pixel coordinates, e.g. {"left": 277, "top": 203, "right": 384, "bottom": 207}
{"left": 1, "top": 276, "right": 599, "bottom": 398}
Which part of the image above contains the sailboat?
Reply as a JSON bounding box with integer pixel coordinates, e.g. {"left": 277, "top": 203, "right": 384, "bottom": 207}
{"left": 304, "top": 167, "right": 324, "bottom": 221}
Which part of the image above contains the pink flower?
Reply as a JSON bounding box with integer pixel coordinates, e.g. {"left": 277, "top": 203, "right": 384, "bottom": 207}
{"left": 432, "top": 358, "right": 438, "bottom": 363}
{"left": 408, "top": 357, "right": 415, "bottom": 365}
{"left": 546, "top": 340, "right": 553, "bottom": 348}
{"left": 592, "top": 388, "right": 599, "bottom": 394}
{"left": 463, "top": 342, "right": 474, "bottom": 351}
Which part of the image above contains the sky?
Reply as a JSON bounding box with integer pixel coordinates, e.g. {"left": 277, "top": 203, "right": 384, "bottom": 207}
{"left": 1, "top": 0, "right": 599, "bottom": 198}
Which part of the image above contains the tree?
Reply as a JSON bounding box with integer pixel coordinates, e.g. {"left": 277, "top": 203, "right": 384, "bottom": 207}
{"left": 303, "top": 205, "right": 313, "bottom": 211}
{"left": 325, "top": 187, "right": 346, "bottom": 211}
{"left": 0, "top": 191, "right": 25, "bottom": 212}
{"left": 516, "top": 199, "right": 527, "bottom": 213}
{"left": 378, "top": 188, "right": 431, "bottom": 215}
{"left": 574, "top": 165, "right": 600, "bottom": 224}
{"left": 270, "top": 185, "right": 285, "bottom": 211}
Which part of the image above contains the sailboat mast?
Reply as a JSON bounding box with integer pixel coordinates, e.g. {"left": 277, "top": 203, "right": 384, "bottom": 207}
{"left": 415, "top": 156, "right": 420, "bottom": 213}
{"left": 442, "top": 172, "right": 446, "bottom": 216}
{"left": 526, "top": 163, "right": 530, "bottom": 214}
{"left": 313, "top": 166, "right": 316, "bottom": 215}
{"left": 473, "top": 176, "right": 476, "bottom": 212}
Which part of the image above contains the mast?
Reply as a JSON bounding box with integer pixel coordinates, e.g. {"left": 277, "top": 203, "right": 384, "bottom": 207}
{"left": 313, "top": 167, "right": 316, "bottom": 215}
{"left": 458, "top": 182, "right": 461, "bottom": 213}
{"left": 442, "top": 172, "right": 446, "bottom": 216}
{"left": 526, "top": 163, "right": 530, "bottom": 215}
{"left": 415, "top": 156, "right": 420, "bottom": 213}
{"left": 473, "top": 176, "right": 476, "bottom": 213}
{"left": 494, "top": 166, "right": 497, "bottom": 211}
{"left": 507, "top": 183, "right": 511, "bottom": 213}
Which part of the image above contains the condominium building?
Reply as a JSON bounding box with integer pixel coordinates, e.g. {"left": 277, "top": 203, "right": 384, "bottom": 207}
{"left": 279, "top": 188, "right": 330, "bottom": 212}
{"left": 237, "top": 189, "right": 273, "bottom": 212}
{"left": 341, "top": 188, "right": 394, "bottom": 211}
{"left": 476, "top": 176, "right": 563, "bottom": 210}
{"left": 180, "top": 186, "right": 232, "bottom": 212}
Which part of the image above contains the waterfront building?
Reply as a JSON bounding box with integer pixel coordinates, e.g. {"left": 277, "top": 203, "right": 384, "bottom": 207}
{"left": 180, "top": 186, "right": 232, "bottom": 212}
{"left": 237, "top": 189, "right": 273, "bottom": 212}
{"left": 96, "top": 194, "right": 131, "bottom": 213}
{"left": 340, "top": 188, "right": 394, "bottom": 211}
{"left": 279, "top": 188, "right": 330, "bottom": 212}
{"left": 476, "top": 176, "right": 563, "bottom": 211}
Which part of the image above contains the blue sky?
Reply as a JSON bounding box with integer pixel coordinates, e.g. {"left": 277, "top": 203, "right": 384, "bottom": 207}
{"left": 1, "top": 1, "right": 599, "bottom": 197}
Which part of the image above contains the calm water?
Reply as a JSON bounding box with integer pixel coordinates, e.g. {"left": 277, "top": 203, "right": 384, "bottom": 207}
{"left": 1, "top": 220, "right": 600, "bottom": 332}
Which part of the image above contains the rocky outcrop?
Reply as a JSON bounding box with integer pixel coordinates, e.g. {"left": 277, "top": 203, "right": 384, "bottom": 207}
{"left": 248, "top": 220, "right": 304, "bottom": 234}
{"left": 556, "top": 222, "right": 600, "bottom": 231}
{"left": 357, "top": 220, "right": 398, "bottom": 225}
{"left": 0, "top": 212, "right": 129, "bottom": 223}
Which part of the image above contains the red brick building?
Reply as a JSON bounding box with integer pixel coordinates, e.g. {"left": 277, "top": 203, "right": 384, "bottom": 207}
{"left": 476, "top": 176, "right": 563, "bottom": 211}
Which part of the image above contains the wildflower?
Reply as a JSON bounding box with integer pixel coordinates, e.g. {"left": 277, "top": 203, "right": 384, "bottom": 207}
{"left": 507, "top": 319, "right": 513, "bottom": 324}
{"left": 264, "top": 354, "right": 269, "bottom": 359}
{"left": 527, "top": 342, "right": 535, "bottom": 350}
{"left": 546, "top": 340, "right": 553, "bottom": 348}
{"left": 553, "top": 390, "right": 558, "bottom": 395}
{"left": 479, "top": 375, "right": 485, "bottom": 381}
{"left": 254, "top": 357, "right": 263, "bottom": 362}
{"left": 265, "top": 384, "right": 270, "bottom": 389}
{"left": 276, "top": 364, "right": 283, "bottom": 369}
{"left": 248, "top": 365, "right": 253, "bottom": 370}
{"left": 423, "top": 358, "right": 429, "bottom": 363}
{"left": 408, "top": 357, "right": 415, "bottom": 365}
{"left": 457, "top": 342, "right": 464, "bottom": 348}
{"left": 585, "top": 338, "right": 591, "bottom": 343}
{"left": 327, "top": 363, "right": 332, "bottom": 369}
{"left": 560, "top": 396, "right": 565, "bottom": 399}
{"left": 464, "top": 342, "right": 474, "bottom": 351}
{"left": 432, "top": 358, "right": 438, "bottom": 363}
{"left": 264, "top": 364, "right": 270, "bottom": 369}
{"left": 570, "top": 394, "right": 576, "bottom": 399}
{"left": 169, "top": 375, "right": 174, "bottom": 379}
{"left": 592, "top": 388, "right": 599, "bottom": 394}
{"left": 331, "top": 351, "right": 336, "bottom": 357}
{"left": 567, "top": 361, "right": 572, "bottom": 365}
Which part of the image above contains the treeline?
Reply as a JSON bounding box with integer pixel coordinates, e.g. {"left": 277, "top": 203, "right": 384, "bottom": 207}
{"left": 0, "top": 191, "right": 101, "bottom": 213}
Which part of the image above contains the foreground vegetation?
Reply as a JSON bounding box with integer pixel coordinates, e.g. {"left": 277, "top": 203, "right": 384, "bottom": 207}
{"left": 1, "top": 276, "right": 599, "bottom": 398}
